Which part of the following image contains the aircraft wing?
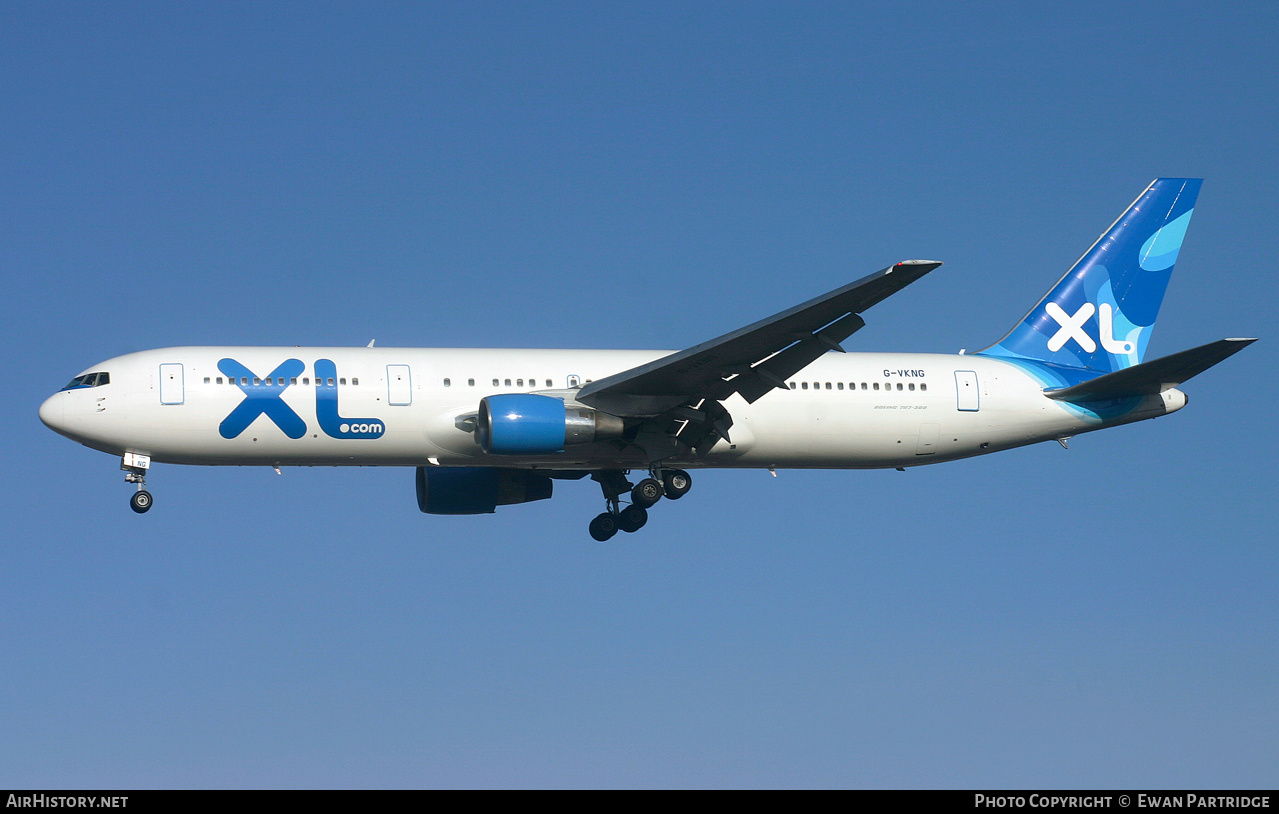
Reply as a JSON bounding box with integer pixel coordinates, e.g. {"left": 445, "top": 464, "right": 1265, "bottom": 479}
{"left": 576, "top": 260, "right": 941, "bottom": 418}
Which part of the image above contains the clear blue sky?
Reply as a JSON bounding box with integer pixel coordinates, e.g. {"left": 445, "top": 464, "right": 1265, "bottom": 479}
{"left": 3, "top": 1, "right": 1276, "bottom": 788}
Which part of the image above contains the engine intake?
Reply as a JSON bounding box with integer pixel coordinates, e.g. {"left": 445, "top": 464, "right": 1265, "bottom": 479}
{"left": 476, "top": 394, "right": 624, "bottom": 455}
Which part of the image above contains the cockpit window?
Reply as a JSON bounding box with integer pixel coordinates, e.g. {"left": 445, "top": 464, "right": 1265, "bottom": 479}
{"left": 61, "top": 372, "right": 110, "bottom": 390}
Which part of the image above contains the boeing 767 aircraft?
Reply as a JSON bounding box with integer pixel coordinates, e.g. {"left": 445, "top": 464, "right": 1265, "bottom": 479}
{"left": 40, "top": 178, "right": 1254, "bottom": 540}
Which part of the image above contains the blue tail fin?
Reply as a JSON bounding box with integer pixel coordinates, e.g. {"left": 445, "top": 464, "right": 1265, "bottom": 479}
{"left": 978, "top": 178, "right": 1201, "bottom": 372}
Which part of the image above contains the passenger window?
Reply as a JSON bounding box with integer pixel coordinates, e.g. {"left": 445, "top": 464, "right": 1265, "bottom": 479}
{"left": 861, "top": 383, "right": 867, "bottom": 390}
{"left": 492, "top": 379, "right": 499, "bottom": 387}
{"left": 921, "top": 383, "right": 927, "bottom": 391}
{"left": 216, "top": 377, "right": 224, "bottom": 385}
{"left": 789, "top": 382, "right": 796, "bottom": 389}
{"left": 303, "top": 378, "right": 310, "bottom": 386}
{"left": 290, "top": 377, "right": 297, "bottom": 385}
{"left": 468, "top": 379, "right": 475, "bottom": 386}
{"left": 203, "top": 377, "right": 210, "bottom": 384}
{"left": 253, "top": 378, "right": 261, "bottom": 385}
{"left": 909, "top": 383, "right": 915, "bottom": 391}
{"left": 505, "top": 379, "right": 511, "bottom": 386}
{"left": 568, "top": 375, "right": 580, "bottom": 387}
{"left": 327, "top": 378, "right": 335, "bottom": 386}
{"left": 545, "top": 379, "right": 552, "bottom": 387}
{"left": 837, "top": 382, "right": 844, "bottom": 390}
{"left": 801, "top": 382, "right": 808, "bottom": 390}
{"left": 517, "top": 379, "right": 523, "bottom": 387}
{"left": 340, "top": 378, "right": 347, "bottom": 386}
{"left": 897, "top": 383, "right": 903, "bottom": 391}
{"left": 873, "top": 383, "right": 879, "bottom": 390}
{"left": 352, "top": 378, "right": 359, "bottom": 386}
{"left": 825, "top": 382, "right": 831, "bottom": 390}
{"left": 443, "top": 378, "right": 451, "bottom": 387}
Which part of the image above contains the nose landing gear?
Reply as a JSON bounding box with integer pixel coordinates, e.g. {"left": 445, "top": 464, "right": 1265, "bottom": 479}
{"left": 122, "top": 452, "right": 153, "bottom": 514}
{"left": 587, "top": 468, "right": 691, "bottom": 541}
{"left": 129, "top": 488, "right": 153, "bottom": 514}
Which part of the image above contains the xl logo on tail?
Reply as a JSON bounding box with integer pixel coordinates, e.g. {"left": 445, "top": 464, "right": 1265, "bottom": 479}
{"left": 1044, "top": 302, "right": 1134, "bottom": 355}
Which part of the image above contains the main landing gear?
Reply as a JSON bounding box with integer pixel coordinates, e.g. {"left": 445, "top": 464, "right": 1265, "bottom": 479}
{"left": 587, "top": 467, "right": 692, "bottom": 541}
{"left": 122, "top": 452, "right": 153, "bottom": 514}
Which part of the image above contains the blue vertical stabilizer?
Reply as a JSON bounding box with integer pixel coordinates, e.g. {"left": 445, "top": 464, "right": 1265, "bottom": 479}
{"left": 978, "top": 178, "right": 1201, "bottom": 372}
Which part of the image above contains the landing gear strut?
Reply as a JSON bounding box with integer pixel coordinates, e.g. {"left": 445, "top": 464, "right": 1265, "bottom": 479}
{"left": 122, "top": 452, "right": 153, "bottom": 514}
{"left": 587, "top": 467, "right": 691, "bottom": 541}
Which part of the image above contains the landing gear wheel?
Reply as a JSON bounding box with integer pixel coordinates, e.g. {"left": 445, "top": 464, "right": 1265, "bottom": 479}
{"left": 663, "top": 469, "right": 691, "bottom": 500}
{"left": 589, "top": 512, "right": 618, "bottom": 542}
{"left": 616, "top": 505, "right": 648, "bottom": 533}
{"left": 130, "top": 490, "right": 153, "bottom": 514}
{"left": 631, "top": 478, "right": 663, "bottom": 509}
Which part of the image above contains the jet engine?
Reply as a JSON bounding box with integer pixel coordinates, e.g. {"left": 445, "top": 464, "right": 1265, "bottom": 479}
{"left": 415, "top": 466, "right": 553, "bottom": 514}
{"left": 476, "top": 394, "right": 624, "bottom": 454}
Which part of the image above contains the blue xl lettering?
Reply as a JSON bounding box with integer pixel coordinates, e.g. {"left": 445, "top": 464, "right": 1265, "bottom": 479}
{"left": 218, "top": 358, "right": 307, "bottom": 439}
{"left": 315, "top": 359, "right": 385, "bottom": 439}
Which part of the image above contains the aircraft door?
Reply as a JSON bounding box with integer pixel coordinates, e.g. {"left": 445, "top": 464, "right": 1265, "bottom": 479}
{"left": 955, "top": 370, "right": 980, "bottom": 411}
{"left": 159, "top": 364, "right": 184, "bottom": 405}
{"left": 387, "top": 365, "right": 412, "bottom": 406}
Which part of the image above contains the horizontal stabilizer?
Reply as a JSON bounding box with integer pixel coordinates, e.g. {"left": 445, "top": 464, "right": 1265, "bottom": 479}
{"left": 1044, "top": 338, "right": 1256, "bottom": 402}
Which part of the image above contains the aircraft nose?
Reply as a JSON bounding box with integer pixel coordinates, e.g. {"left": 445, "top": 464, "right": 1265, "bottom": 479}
{"left": 39, "top": 392, "right": 66, "bottom": 433}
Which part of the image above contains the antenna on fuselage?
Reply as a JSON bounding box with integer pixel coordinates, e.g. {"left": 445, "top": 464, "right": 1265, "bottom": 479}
{"left": 367, "top": 339, "right": 376, "bottom": 348}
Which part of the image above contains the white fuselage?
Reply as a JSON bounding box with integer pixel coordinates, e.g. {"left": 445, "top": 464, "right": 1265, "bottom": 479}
{"left": 39, "top": 346, "right": 1185, "bottom": 472}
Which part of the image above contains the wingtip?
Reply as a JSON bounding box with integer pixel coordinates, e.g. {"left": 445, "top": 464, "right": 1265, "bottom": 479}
{"left": 891, "top": 259, "right": 943, "bottom": 273}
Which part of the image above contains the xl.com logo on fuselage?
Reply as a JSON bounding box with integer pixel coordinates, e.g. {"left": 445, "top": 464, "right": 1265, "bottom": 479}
{"left": 217, "top": 357, "right": 386, "bottom": 440}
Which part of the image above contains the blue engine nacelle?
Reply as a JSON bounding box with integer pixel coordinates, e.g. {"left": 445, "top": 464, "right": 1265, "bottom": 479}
{"left": 416, "top": 466, "right": 554, "bottom": 514}
{"left": 476, "top": 394, "right": 624, "bottom": 455}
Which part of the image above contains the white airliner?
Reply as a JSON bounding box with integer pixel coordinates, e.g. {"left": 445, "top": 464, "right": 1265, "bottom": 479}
{"left": 40, "top": 179, "right": 1254, "bottom": 540}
